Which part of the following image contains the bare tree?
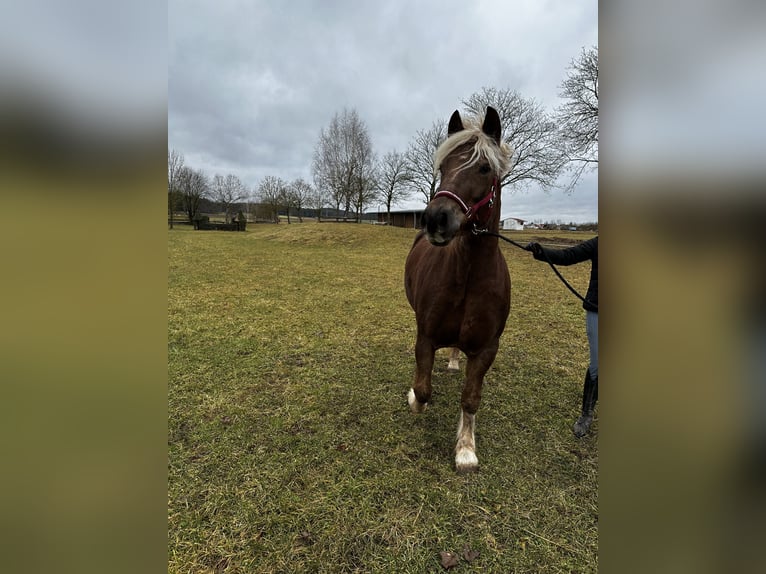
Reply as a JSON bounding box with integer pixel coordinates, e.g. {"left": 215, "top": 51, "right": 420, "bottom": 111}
{"left": 462, "top": 87, "right": 567, "bottom": 193}
{"left": 352, "top": 168, "right": 378, "bottom": 222}
{"left": 350, "top": 129, "right": 377, "bottom": 222}
{"left": 405, "top": 118, "right": 446, "bottom": 204}
{"left": 278, "top": 185, "right": 297, "bottom": 224}
{"left": 556, "top": 46, "right": 598, "bottom": 191}
{"left": 307, "top": 187, "right": 326, "bottom": 221}
{"left": 312, "top": 113, "right": 345, "bottom": 214}
{"left": 376, "top": 150, "right": 412, "bottom": 223}
{"left": 289, "top": 178, "right": 313, "bottom": 223}
{"left": 168, "top": 148, "right": 184, "bottom": 229}
{"left": 258, "top": 176, "right": 286, "bottom": 223}
{"left": 211, "top": 174, "right": 227, "bottom": 220}
{"left": 178, "top": 166, "right": 209, "bottom": 223}
{"left": 211, "top": 173, "right": 247, "bottom": 222}
{"left": 312, "top": 108, "right": 376, "bottom": 220}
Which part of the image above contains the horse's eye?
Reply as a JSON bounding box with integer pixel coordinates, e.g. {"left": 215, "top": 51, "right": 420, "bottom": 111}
{"left": 479, "top": 164, "right": 491, "bottom": 175}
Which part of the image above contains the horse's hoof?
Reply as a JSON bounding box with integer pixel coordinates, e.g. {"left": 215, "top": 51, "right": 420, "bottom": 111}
{"left": 407, "top": 388, "right": 427, "bottom": 414}
{"left": 455, "top": 448, "right": 479, "bottom": 473}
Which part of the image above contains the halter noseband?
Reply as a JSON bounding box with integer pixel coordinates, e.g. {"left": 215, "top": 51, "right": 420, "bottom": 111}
{"left": 432, "top": 177, "right": 498, "bottom": 227}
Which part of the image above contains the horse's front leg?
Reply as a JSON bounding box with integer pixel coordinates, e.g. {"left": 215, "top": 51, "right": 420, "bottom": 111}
{"left": 456, "top": 342, "right": 499, "bottom": 473}
{"left": 408, "top": 333, "right": 434, "bottom": 414}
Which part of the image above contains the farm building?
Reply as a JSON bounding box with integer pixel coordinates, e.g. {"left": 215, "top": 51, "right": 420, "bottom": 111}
{"left": 374, "top": 209, "right": 425, "bottom": 229}
{"left": 501, "top": 217, "right": 526, "bottom": 230}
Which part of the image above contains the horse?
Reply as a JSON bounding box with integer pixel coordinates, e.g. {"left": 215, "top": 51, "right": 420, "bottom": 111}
{"left": 404, "top": 106, "right": 513, "bottom": 473}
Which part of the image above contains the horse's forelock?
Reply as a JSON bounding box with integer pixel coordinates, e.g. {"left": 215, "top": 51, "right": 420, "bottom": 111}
{"left": 433, "top": 117, "right": 513, "bottom": 178}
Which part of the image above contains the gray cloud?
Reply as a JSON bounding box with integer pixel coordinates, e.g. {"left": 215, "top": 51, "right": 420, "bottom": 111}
{"left": 169, "top": 0, "right": 598, "bottom": 221}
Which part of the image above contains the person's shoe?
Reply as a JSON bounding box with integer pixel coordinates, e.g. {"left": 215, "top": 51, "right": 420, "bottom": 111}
{"left": 573, "top": 368, "right": 597, "bottom": 438}
{"left": 573, "top": 414, "right": 593, "bottom": 437}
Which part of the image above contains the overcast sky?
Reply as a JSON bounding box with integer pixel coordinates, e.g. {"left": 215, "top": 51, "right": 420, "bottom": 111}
{"left": 169, "top": 0, "right": 598, "bottom": 223}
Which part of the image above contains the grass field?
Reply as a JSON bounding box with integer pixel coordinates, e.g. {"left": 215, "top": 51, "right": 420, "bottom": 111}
{"left": 168, "top": 223, "right": 598, "bottom": 573}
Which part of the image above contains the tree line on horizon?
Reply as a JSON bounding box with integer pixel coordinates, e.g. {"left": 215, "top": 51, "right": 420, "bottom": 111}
{"left": 169, "top": 47, "right": 597, "bottom": 227}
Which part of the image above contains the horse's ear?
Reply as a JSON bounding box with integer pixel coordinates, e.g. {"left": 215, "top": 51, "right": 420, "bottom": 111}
{"left": 482, "top": 106, "right": 502, "bottom": 144}
{"left": 447, "top": 110, "right": 464, "bottom": 136}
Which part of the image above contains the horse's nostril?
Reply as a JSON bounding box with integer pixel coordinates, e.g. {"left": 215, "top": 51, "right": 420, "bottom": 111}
{"left": 425, "top": 208, "right": 450, "bottom": 235}
{"left": 427, "top": 216, "right": 439, "bottom": 235}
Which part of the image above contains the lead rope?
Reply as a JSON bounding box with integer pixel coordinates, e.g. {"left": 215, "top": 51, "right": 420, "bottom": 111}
{"left": 474, "top": 228, "right": 596, "bottom": 310}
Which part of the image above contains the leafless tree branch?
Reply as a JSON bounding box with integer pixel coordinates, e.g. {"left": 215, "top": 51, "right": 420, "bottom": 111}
{"left": 375, "top": 150, "right": 412, "bottom": 223}
{"left": 555, "top": 46, "right": 599, "bottom": 191}
{"left": 462, "top": 87, "right": 568, "bottom": 193}
{"left": 168, "top": 148, "right": 185, "bottom": 228}
{"left": 404, "top": 118, "right": 446, "bottom": 205}
{"left": 312, "top": 108, "right": 377, "bottom": 221}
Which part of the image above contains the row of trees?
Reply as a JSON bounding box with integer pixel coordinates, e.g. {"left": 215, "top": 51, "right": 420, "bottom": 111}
{"left": 527, "top": 220, "right": 599, "bottom": 231}
{"left": 167, "top": 152, "right": 321, "bottom": 226}
{"left": 309, "top": 46, "right": 597, "bottom": 222}
{"left": 257, "top": 176, "right": 316, "bottom": 223}
{"left": 169, "top": 46, "right": 598, "bottom": 226}
{"left": 167, "top": 151, "right": 250, "bottom": 227}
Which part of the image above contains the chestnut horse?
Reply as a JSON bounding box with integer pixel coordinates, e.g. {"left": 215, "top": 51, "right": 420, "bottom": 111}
{"left": 404, "top": 106, "right": 512, "bottom": 472}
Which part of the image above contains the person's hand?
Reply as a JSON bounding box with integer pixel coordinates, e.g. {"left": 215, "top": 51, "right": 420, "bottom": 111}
{"left": 525, "top": 242, "right": 543, "bottom": 256}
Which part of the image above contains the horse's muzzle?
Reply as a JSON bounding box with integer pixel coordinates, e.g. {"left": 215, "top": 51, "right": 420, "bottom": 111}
{"left": 422, "top": 202, "right": 461, "bottom": 246}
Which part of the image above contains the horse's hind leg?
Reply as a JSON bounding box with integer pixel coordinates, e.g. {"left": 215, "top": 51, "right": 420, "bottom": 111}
{"left": 447, "top": 347, "right": 460, "bottom": 371}
{"left": 408, "top": 334, "right": 434, "bottom": 414}
{"left": 455, "top": 342, "right": 498, "bottom": 473}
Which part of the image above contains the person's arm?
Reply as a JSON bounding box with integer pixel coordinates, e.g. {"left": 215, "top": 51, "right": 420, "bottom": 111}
{"left": 525, "top": 237, "right": 597, "bottom": 266}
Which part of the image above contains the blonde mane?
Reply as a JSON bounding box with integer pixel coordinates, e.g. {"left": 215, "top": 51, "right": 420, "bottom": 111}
{"left": 432, "top": 115, "right": 513, "bottom": 178}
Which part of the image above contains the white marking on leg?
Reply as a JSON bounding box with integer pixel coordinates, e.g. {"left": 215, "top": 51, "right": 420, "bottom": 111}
{"left": 447, "top": 348, "right": 460, "bottom": 371}
{"left": 408, "top": 388, "right": 427, "bottom": 414}
{"left": 455, "top": 447, "right": 478, "bottom": 469}
{"left": 455, "top": 410, "right": 478, "bottom": 472}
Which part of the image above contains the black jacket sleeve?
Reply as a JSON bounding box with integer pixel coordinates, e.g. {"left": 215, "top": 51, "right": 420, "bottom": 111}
{"left": 533, "top": 237, "right": 598, "bottom": 266}
{"left": 534, "top": 237, "right": 598, "bottom": 312}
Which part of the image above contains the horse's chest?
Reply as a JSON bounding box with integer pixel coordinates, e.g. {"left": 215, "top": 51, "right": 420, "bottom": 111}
{"left": 420, "top": 282, "right": 505, "bottom": 342}
{"left": 408, "top": 244, "right": 509, "bottom": 347}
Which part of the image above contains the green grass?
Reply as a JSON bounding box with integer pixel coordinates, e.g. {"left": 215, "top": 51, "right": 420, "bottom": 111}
{"left": 169, "top": 223, "right": 597, "bottom": 573}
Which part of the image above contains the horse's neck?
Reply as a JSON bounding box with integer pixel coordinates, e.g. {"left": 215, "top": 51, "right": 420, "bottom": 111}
{"left": 446, "top": 198, "right": 502, "bottom": 270}
{"left": 451, "top": 231, "right": 499, "bottom": 271}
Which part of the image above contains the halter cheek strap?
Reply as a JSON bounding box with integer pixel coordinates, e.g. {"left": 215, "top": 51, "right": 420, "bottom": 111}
{"left": 433, "top": 178, "right": 497, "bottom": 224}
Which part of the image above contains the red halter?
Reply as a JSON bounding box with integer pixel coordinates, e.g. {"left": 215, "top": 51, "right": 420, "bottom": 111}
{"left": 432, "top": 177, "right": 498, "bottom": 228}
